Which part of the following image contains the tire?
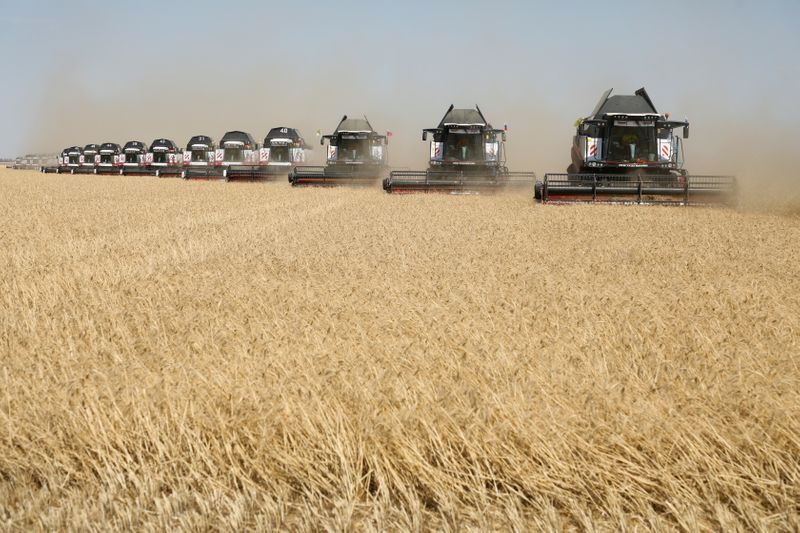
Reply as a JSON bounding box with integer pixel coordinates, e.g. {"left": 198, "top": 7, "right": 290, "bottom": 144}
{"left": 181, "top": 171, "right": 187, "bottom": 180}
{"left": 155, "top": 170, "right": 160, "bottom": 178}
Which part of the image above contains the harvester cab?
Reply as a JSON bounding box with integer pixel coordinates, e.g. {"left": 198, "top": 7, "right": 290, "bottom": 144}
{"left": 218, "top": 131, "right": 264, "bottom": 181}
{"left": 181, "top": 135, "right": 217, "bottom": 179}
{"left": 96, "top": 143, "right": 122, "bottom": 174}
{"left": 535, "top": 88, "right": 736, "bottom": 205}
{"left": 383, "top": 105, "right": 536, "bottom": 193}
{"left": 259, "top": 127, "right": 308, "bottom": 178}
{"left": 120, "top": 141, "right": 149, "bottom": 175}
{"left": 289, "top": 115, "right": 387, "bottom": 186}
{"left": 79, "top": 144, "right": 101, "bottom": 173}
{"left": 148, "top": 139, "right": 182, "bottom": 177}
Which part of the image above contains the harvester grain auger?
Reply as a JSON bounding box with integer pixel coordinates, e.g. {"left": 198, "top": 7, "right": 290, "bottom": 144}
{"left": 259, "top": 127, "right": 309, "bottom": 179}
{"left": 383, "top": 105, "right": 536, "bottom": 194}
{"left": 96, "top": 143, "right": 122, "bottom": 175}
{"left": 181, "top": 135, "right": 218, "bottom": 179}
{"left": 289, "top": 115, "right": 388, "bottom": 186}
{"left": 534, "top": 88, "right": 736, "bottom": 205}
{"left": 41, "top": 148, "right": 69, "bottom": 173}
{"left": 217, "top": 131, "right": 264, "bottom": 181}
{"left": 148, "top": 139, "right": 183, "bottom": 177}
{"left": 119, "top": 141, "right": 149, "bottom": 175}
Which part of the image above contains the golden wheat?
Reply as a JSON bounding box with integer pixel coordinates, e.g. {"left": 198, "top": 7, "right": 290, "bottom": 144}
{"left": 0, "top": 168, "right": 798, "bottom": 531}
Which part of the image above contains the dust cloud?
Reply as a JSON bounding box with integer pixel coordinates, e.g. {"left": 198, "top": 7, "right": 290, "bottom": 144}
{"left": 21, "top": 63, "right": 798, "bottom": 212}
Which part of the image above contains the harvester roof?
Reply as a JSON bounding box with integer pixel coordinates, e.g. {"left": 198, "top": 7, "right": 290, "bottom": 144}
{"left": 150, "top": 138, "right": 178, "bottom": 151}
{"left": 83, "top": 143, "right": 101, "bottom": 152}
{"left": 265, "top": 127, "right": 303, "bottom": 142}
{"left": 265, "top": 127, "right": 307, "bottom": 148}
{"left": 334, "top": 116, "right": 375, "bottom": 133}
{"left": 66, "top": 146, "right": 83, "bottom": 154}
{"left": 99, "top": 142, "right": 121, "bottom": 153}
{"left": 438, "top": 106, "right": 488, "bottom": 127}
{"left": 221, "top": 131, "right": 255, "bottom": 146}
{"left": 123, "top": 140, "right": 147, "bottom": 152}
{"left": 589, "top": 87, "right": 659, "bottom": 118}
{"left": 187, "top": 135, "right": 214, "bottom": 150}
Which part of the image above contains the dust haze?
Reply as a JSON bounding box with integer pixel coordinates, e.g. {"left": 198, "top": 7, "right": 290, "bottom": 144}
{"left": 17, "top": 6, "right": 799, "bottom": 212}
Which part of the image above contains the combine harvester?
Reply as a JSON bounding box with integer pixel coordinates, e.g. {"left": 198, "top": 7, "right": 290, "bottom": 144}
{"left": 41, "top": 148, "right": 69, "bottom": 173}
{"left": 259, "top": 127, "right": 309, "bottom": 179}
{"left": 384, "top": 105, "right": 536, "bottom": 194}
{"left": 289, "top": 115, "right": 388, "bottom": 186}
{"left": 57, "top": 146, "right": 83, "bottom": 174}
{"left": 535, "top": 88, "right": 736, "bottom": 205}
{"left": 148, "top": 138, "right": 183, "bottom": 177}
{"left": 120, "top": 141, "right": 149, "bottom": 175}
{"left": 75, "top": 144, "right": 100, "bottom": 174}
{"left": 13, "top": 153, "right": 58, "bottom": 171}
{"left": 217, "top": 131, "right": 263, "bottom": 181}
{"left": 181, "top": 135, "right": 218, "bottom": 179}
{"left": 96, "top": 143, "right": 122, "bottom": 175}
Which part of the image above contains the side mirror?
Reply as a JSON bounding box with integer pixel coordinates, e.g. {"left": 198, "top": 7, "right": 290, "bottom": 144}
{"left": 422, "top": 131, "right": 427, "bottom": 141}
{"left": 683, "top": 125, "right": 689, "bottom": 139}
{"left": 320, "top": 137, "right": 324, "bottom": 146}
{"left": 581, "top": 123, "right": 600, "bottom": 138}
{"left": 501, "top": 132, "right": 506, "bottom": 142}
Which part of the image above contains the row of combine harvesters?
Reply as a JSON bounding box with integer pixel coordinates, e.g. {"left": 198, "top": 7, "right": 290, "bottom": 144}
{"left": 44, "top": 128, "right": 309, "bottom": 180}
{"left": 41, "top": 88, "right": 737, "bottom": 205}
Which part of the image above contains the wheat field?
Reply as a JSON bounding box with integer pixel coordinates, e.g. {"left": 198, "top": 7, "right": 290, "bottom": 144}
{"left": 0, "top": 168, "right": 798, "bottom": 531}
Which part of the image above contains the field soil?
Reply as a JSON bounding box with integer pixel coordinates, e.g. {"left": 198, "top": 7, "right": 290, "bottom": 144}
{"left": 1, "top": 168, "right": 798, "bottom": 530}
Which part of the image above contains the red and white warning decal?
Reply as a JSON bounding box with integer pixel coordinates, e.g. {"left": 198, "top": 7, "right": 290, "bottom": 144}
{"left": 659, "top": 140, "right": 672, "bottom": 161}
{"left": 430, "top": 142, "right": 443, "bottom": 161}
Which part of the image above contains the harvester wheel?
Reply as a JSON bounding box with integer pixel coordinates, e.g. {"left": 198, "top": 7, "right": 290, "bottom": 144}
{"left": 155, "top": 170, "right": 160, "bottom": 178}
{"left": 223, "top": 169, "right": 229, "bottom": 182}
{"left": 70, "top": 169, "right": 75, "bottom": 175}
{"left": 181, "top": 171, "right": 187, "bottom": 180}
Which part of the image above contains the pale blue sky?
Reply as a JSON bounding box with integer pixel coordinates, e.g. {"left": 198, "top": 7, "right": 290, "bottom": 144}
{"left": 1, "top": 0, "right": 798, "bottom": 173}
